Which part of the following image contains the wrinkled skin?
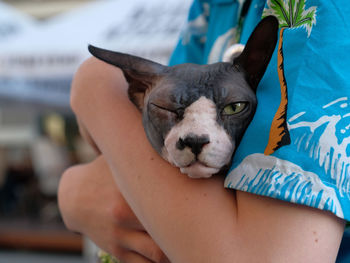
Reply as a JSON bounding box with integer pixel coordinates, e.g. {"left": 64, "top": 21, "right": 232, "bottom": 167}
{"left": 88, "top": 16, "right": 279, "bottom": 178}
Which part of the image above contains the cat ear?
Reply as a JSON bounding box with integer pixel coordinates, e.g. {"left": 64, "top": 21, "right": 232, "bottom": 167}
{"left": 88, "top": 45, "right": 167, "bottom": 110}
{"left": 233, "top": 16, "right": 279, "bottom": 90}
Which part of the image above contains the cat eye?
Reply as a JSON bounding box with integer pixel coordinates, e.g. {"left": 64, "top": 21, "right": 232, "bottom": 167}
{"left": 150, "top": 103, "right": 184, "bottom": 119}
{"left": 222, "top": 102, "right": 247, "bottom": 115}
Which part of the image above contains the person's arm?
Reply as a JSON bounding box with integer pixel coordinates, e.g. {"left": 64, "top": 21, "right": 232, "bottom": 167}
{"left": 58, "top": 156, "right": 169, "bottom": 263}
{"left": 71, "top": 57, "right": 345, "bottom": 262}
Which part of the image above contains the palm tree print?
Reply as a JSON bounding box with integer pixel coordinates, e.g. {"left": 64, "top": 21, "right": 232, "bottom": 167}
{"left": 263, "top": 0, "right": 317, "bottom": 155}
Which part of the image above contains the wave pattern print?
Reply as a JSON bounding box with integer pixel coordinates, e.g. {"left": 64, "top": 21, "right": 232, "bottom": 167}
{"left": 288, "top": 97, "right": 350, "bottom": 198}
{"left": 226, "top": 97, "right": 350, "bottom": 218}
{"left": 225, "top": 154, "right": 344, "bottom": 218}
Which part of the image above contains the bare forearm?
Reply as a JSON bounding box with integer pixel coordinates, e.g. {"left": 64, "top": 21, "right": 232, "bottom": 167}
{"left": 71, "top": 58, "right": 345, "bottom": 262}
{"left": 71, "top": 59, "right": 240, "bottom": 262}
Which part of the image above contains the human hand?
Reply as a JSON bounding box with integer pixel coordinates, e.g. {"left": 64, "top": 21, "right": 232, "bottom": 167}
{"left": 58, "top": 156, "right": 169, "bottom": 263}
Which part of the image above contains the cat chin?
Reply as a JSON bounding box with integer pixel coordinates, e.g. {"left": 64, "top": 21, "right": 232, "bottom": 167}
{"left": 180, "top": 162, "right": 219, "bottom": 179}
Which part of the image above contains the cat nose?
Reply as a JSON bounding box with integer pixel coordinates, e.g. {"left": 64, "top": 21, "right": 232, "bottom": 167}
{"left": 176, "top": 134, "right": 210, "bottom": 155}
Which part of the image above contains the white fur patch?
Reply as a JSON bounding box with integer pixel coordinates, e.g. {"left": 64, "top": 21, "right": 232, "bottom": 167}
{"left": 222, "top": 44, "right": 245, "bottom": 62}
{"left": 163, "top": 96, "right": 234, "bottom": 178}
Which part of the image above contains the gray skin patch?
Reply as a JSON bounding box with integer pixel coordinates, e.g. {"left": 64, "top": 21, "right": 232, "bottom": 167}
{"left": 142, "top": 63, "right": 257, "bottom": 177}
{"left": 88, "top": 16, "right": 279, "bottom": 178}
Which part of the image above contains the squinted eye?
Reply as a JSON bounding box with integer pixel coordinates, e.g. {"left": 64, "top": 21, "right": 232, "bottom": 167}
{"left": 150, "top": 103, "right": 183, "bottom": 119}
{"left": 151, "top": 103, "right": 175, "bottom": 113}
{"left": 222, "top": 102, "right": 247, "bottom": 115}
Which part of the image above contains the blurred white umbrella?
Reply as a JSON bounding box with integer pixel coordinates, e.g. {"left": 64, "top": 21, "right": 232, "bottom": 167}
{"left": 0, "top": 0, "right": 190, "bottom": 109}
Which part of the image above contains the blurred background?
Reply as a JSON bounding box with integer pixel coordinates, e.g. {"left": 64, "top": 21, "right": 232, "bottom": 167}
{"left": 0, "top": 0, "right": 190, "bottom": 262}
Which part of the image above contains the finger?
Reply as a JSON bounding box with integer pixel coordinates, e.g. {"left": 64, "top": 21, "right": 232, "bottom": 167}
{"left": 117, "top": 230, "right": 169, "bottom": 263}
{"left": 118, "top": 251, "right": 153, "bottom": 263}
{"left": 110, "top": 246, "right": 153, "bottom": 263}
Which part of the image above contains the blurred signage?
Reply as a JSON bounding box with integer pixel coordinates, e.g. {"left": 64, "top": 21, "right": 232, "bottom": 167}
{"left": 0, "top": 0, "right": 191, "bottom": 109}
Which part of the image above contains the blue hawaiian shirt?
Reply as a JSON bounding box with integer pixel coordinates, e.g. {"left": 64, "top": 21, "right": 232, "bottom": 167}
{"left": 169, "top": 0, "right": 350, "bottom": 222}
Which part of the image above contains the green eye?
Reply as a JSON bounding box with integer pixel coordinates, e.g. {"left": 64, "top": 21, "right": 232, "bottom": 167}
{"left": 222, "top": 102, "right": 247, "bottom": 115}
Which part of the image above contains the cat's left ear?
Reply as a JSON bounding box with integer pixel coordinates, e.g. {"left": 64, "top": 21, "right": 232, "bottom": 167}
{"left": 88, "top": 45, "right": 167, "bottom": 111}
{"left": 233, "top": 16, "right": 279, "bottom": 90}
